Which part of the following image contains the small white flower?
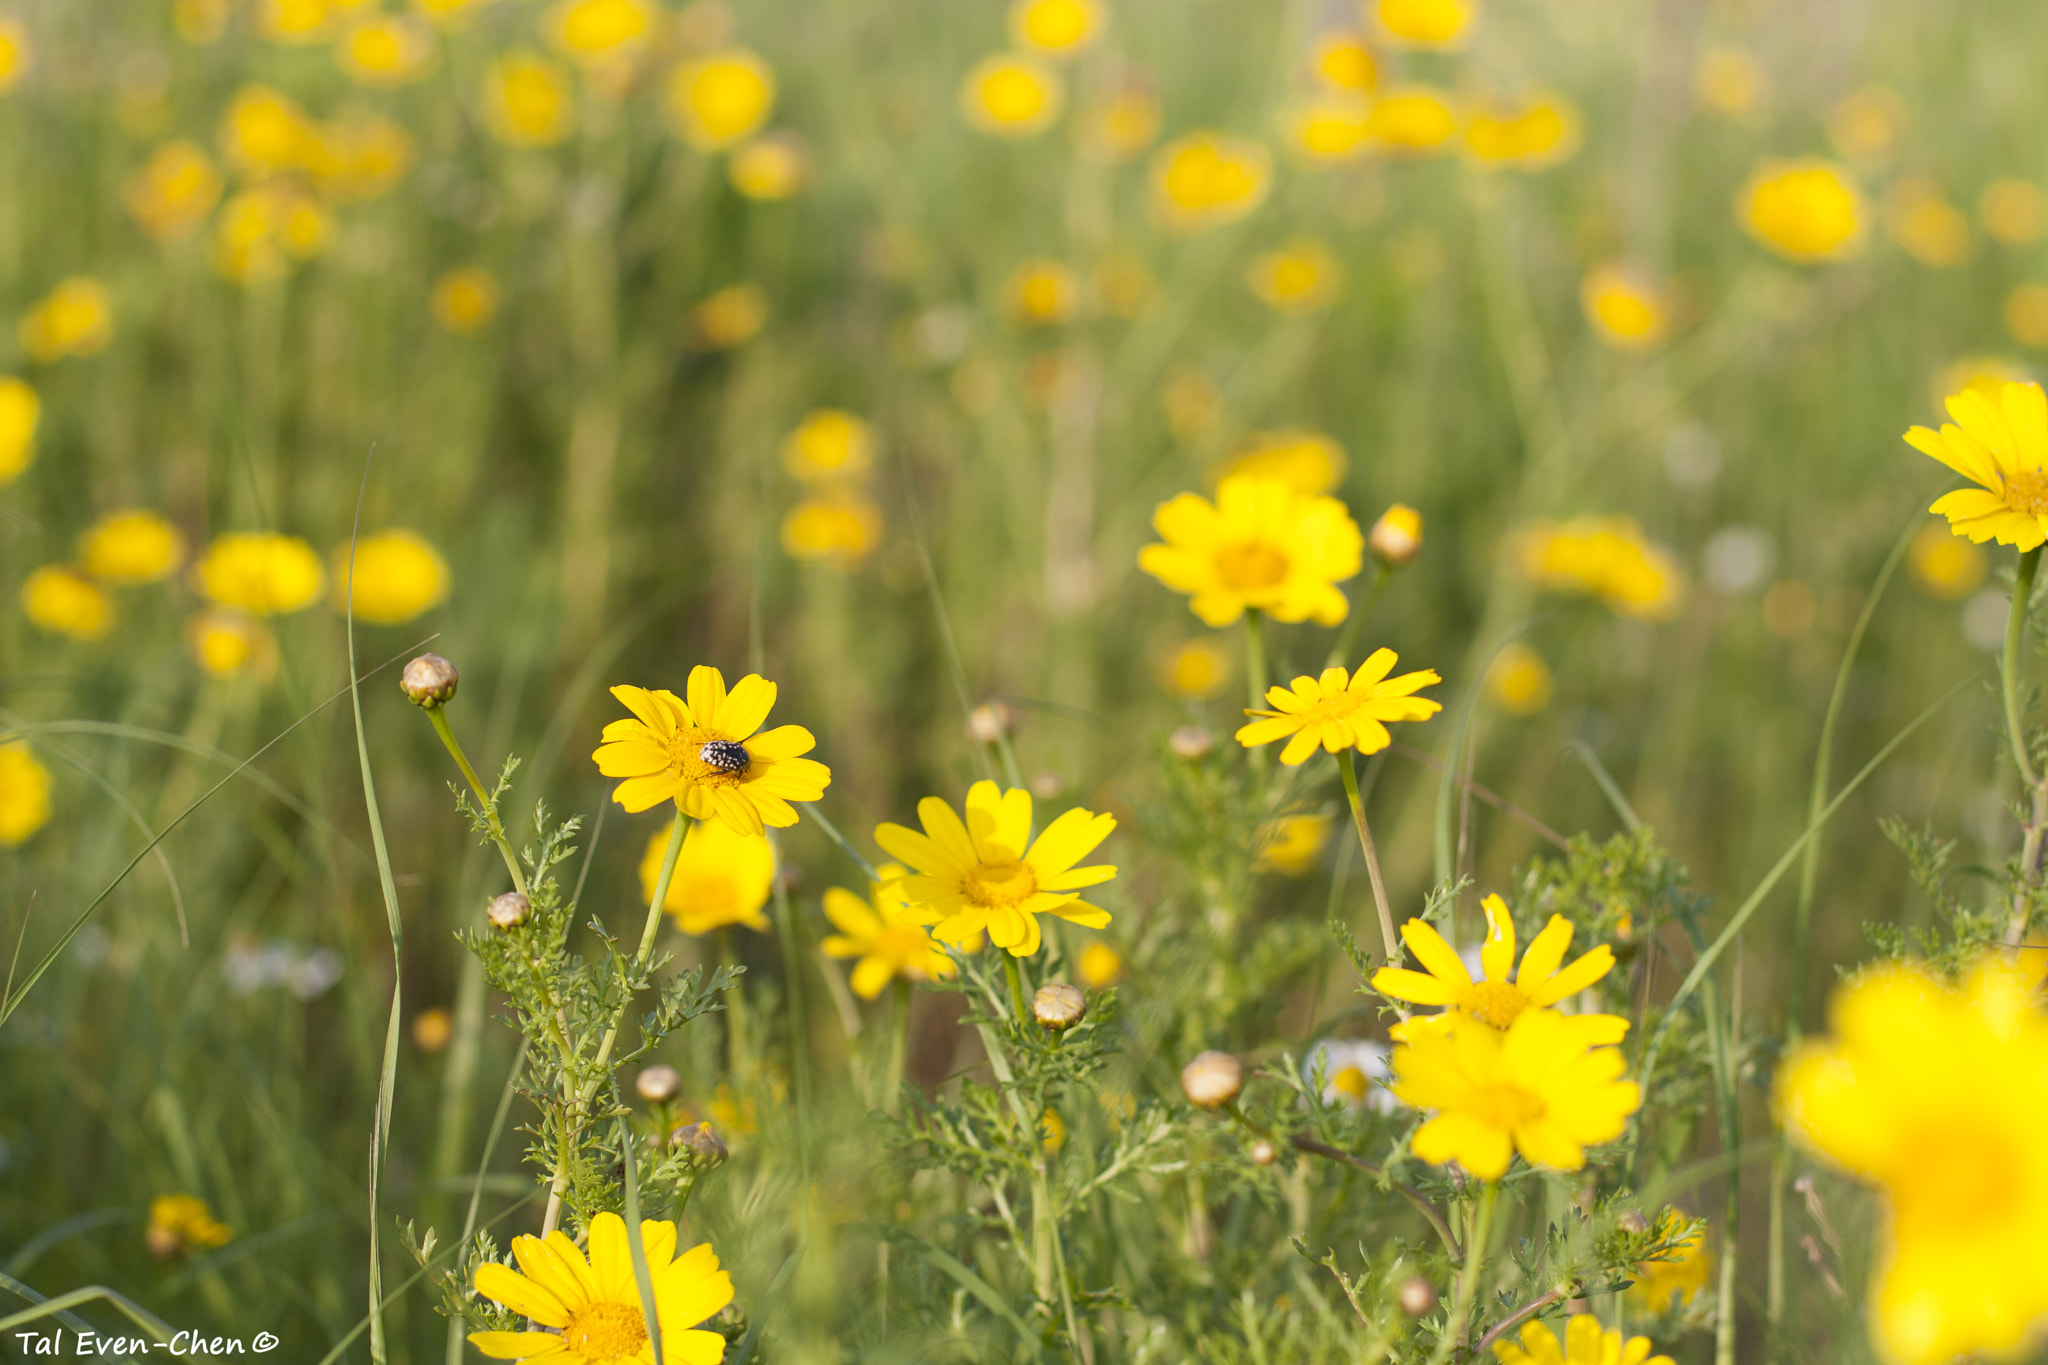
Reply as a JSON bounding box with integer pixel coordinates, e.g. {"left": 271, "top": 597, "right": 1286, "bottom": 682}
{"left": 1306, "top": 1038, "right": 1400, "bottom": 1114}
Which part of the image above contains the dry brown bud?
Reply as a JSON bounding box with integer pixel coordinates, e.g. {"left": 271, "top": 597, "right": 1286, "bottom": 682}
{"left": 1169, "top": 725, "right": 1215, "bottom": 759}
{"left": 1248, "top": 1139, "right": 1277, "bottom": 1166}
{"left": 636, "top": 1064, "right": 681, "bottom": 1103}
{"left": 1397, "top": 1276, "right": 1437, "bottom": 1316}
{"left": 1616, "top": 1209, "right": 1651, "bottom": 1235}
{"left": 671, "top": 1120, "right": 729, "bottom": 1170}
{"left": 145, "top": 1225, "right": 183, "bottom": 1261}
{"left": 1180, "top": 1050, "right": 1244, "bottom": 1109}
{"left": 1032, "top": 983, "right": 1086, "bottom": 1031}
{"left": 401, "top": 653, "right": 460, "bottom": 708}
{"left": 486, "top": 891, "right": 531, "bottom": 929}
{"left": 967, "top": 701, "right": 1012, "bottom": 745}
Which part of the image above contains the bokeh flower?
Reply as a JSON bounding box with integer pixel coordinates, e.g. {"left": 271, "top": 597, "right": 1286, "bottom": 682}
{"left": 0, "top": 376, "right": 39, "bottom": 485}
{"left": 1235, "top": 650, "right": 1441, "bottom": 763}
{"left": 1392, "top": 1007, "right": 1641, "bottom": 1179}
{"left": 1738, "top": 158, "right": 1865, "bottom": 263}
{"left": 220, "top": 86, "right": 314, "bottom": 178}
{"left": 19, "top": 278, "right": 112, "bottom": 362}
{"left": 126, "top": 141, "right": 223, "bottom": 241}
{"left": 80, "top": 509, "right": 184, "bottom": 584}
{"left": 144, "top": 1195, "right": 232, "bottom": 1260}
{"left": 1008, "top": 259, "right": 1077, "bottom": 326}
{"left": 546, "top": 0, "right": 654, "bottom": 64}
{"left": 1009, "top": 0, "right": 1100, "bottom": 59}
{"left": 1516, "top": 517, "right": 1684, "bottom": 620}
{"left": 431, "top": 267, "right": 498, "bottom": 333}
{"left": 821, "top": 863, "right": 956, "bottom": 997}
{"left": 729, "top": 132, "right": 810, "bottom": 199}
{"left": 1308, "top": 31, "right": 1376, "bottom": 94}
{"left": 1246, "top": 242, "right": 1341, "bottom": 313}
{"left": 339, "top": 16, "right": 434, "bottom": 85}
{"left": 782, "top": 409, "right": 874, "bottom": 483}
{"left": 667, "top": 50, "right": 777, "bottom": 150}
{"left": 1693, "top": 46, "right": 1764, "bottom": 117}
{"left": 484, "top": 52, "right": 575, "bottom": 147}
{"left": 308, "top": 113, "right": 414, "bottom": 202}
{"left": 0, "top": 17, "right": 28, "bottom": 92}
{"left": 1884, "top": 177, "right": 1971, "bottom": 268}
{"left": 1369, "top": 88, "right": 1459, "bottom": 155}
{"left": 332, "top": 529, "right": 450, "bottom": 624}
{"left": 2007, "top": 285, "right": 2048, "bottom": 349}
{"left": 468, "top": 1212, "right": 732, "bottom": 1364}
{"left": 253, "top": 0, "right": 332, "bottom": 44}
{"left": 0, "top": 742, "right": 52, "bottom": 846}
{"left": 641, "top": 817, "right": 775, "bottom": 935}
{"left": 1160, "top": 638, "right": 1230, "bottom": 699}
{"left": 1286, "top": 96, "right": 1374, "bottom": 164}
{"left": 1254, "top": 812, "right": 1331, "bottom": 876}
{"left": 1580, "top": 262, "right": 1669, "bottom": 350}
{"left": 213, "top": 184, "right": 331, "bottom": 284}
{"left": 1078, "top": 940, "right": 1122, "bottom": 987}
{"left": 1081, "top": 79, "right": 1160, "bottom": 161}
{"left": 876, "top": 780, "right": 1116, "bottom": 958}
{"left": 1139, "top": 474, "right": 1363, "bottom": 626}
{"left": 1152, "top": 133, "right": 1270, "bottom": 230}
{"left": 1375, "top": 0, "right": 1472, "bottom": 47}
{"left": 186, "top": 609, "right": 279, "bottom": 680}
{"left": 1492, "top": 1315, "right": 1673, "bottom": 1365}
{"left": 960, "top": 54, "right": 1062, "bottom": 137}
{"left": 1828, "top": 86, "right": 1906, "bottom": 163}
{"left": 1463, "top": 94, "right": 1579, "bottom": 169}
{"left": 1630, "top": 1209, "right": 1713, "bottom": 1312}
{"left": 1779, "top": 957, "right": 2048, "bottom": 1365}
{"left": 197, "top": 532, "right": 324, "bottom": 615}
{"left": 22, "top": 565, "right": 113, "bottom": 639}
{"left": 1907, "top": 379, "right": 2048, "bottom": 550}
{"left": 1981, "top": 179, "right": 2047, "bottom": 248}
{"left": 781, "top": 492, "right": 883, "bottom": 568}
{"left": 691, "top": 283, "right": 768, "bottom": 348}
{"left": 1216, "top": 430, "right": 1346, "bottom": 497}
{"left": 1373, "top": 895, "right": 1626, "bottom": 1043}
{"left": 592, "top": 668, "right": 830, "bottom": 834}
{"left": 1486, "top": 642, "right": 1552, "bottom": 715}
{"left": 1906, "top": 522, "right": 1984, "bottom": 599}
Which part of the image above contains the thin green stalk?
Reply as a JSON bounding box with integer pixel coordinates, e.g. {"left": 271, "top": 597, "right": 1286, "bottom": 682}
{"left": 1326, "top": 565, "right": 1392, "bottom": 669}
{"left": 770, "top": 829, "right": 814, "bottom": 1232}
{"left": 427, "top": 707, "right": 527, "bottom": 896}
{"left": 1003, "top": 954, "right": 1030, "bottom": 1021}
{"left": 1426, "top": 1182, "right": 1498, "bottom": 1365}
{"left": 1703, "top": 954, "right": 1742, "bottom": 1365}
{"left": 2003, "top": 548, "right": 2042, "bottom": 790}
{"left": 1339, "top": 752, "right": 1400, "bottom": 965}
{"left": 806, "top": 804, "right": 880, "bottom": 882}
{"left": 884, "top": 979, "right": 910, "bottom": 1115}
{"left": 1244, "top": 608, "right": 1270, "bottom": 714}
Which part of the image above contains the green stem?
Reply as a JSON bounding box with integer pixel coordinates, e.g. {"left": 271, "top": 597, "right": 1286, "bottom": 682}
{"left": 1244, "top": 607, "right": 1270, "bottom": 715}
{"left": 2003, "top": 548, "right": 2041, "bottom": 790}
{"left": 884, "top": 979, "right": 910, "bottom": 1115}
{"left": 1003, "top": 954, "right": 1029, "bottom": 1021}
{"left": 1427, "top": 1182, "right": 1498, "bottom": 1365}
{"left": 1326, "top": 565, "right": 1392, "bottom": 670}
{"left": 1339, "top": 752, "right": 1400, "bottom": 965}
{"left": 426, "top": 708, "right": 526, "bottom": 897}
{"left": 770, "top": 830, "right": 814, "bottom": 1231}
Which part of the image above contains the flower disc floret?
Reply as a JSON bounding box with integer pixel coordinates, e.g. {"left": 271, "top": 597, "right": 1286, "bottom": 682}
{"left": 1235, "top": 650, "right": 1441, "bottom": 763}
{"left": 1139, "top": 474, "right": 1363, "bottom": 626}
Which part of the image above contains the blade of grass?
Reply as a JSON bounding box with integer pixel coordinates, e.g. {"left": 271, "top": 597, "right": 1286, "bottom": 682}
{"left": 0, "top": 1277, "right": 176, "bottom": 1343}
{"left": 1565, "top": 739, "right": 1641, "bottom": 832}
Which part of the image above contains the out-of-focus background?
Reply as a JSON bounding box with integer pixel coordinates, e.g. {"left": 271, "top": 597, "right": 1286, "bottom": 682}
{"left": 0, "top": 0, "right": 2038, "bottom": 1357}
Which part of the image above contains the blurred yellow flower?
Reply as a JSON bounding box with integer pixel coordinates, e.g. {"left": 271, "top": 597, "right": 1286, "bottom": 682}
{"left": 592, "top": 668, "right": 831, "bottom": 834}
{"left": 667, "top": 50, "right": 777, "bottom": 150}
{"left": 19, "top": 278, "right": 112, "bottom": 363}
{"left": 1393, "top": 1008, "right": 1640, "bottom": 1180}
{"left": 641, "top": 817, "right": 775, "bottom": 935}
{"left": 1981, "top": 179, "right": 2047, "bottom": 247}
{"left": 1078, "top": 940, "right": 1122, "bottom": 987}
{"left": 1217, "top": 430, "right": 1347, "bottom": 496}
{"left": 0, "top": 742, "right": 52, "bottom": 846}
{"left": 1906, "top": 522, "right": 1984, "bottom": 599}
{"left": 1161, "top": 638, "right": 1230, "bottom": 699}
{"left": 546, "top": 0, "right": 653, "bottom": 61}
{"left": 1247, "top": 242, "right": 1341, "bottom": 313}
{"left": 782, "top": 409, "right": 874, "bottom": 483}
{"left": 198, "top": 532, "right": 325, "bottom": 615}
{"left": 186, "top": 609, "right": 279, "bottom": 680}
{"left": 1908, "top": 380, "right": 2048, "bottom": 551}
{"left": 1579, "top": 261, "right": 1669, "bottom": 350}
{"left": 1463, "top": 94, "right": 1578, "bottom": 169}
{"left": 821, "top": 862, "right": 955, "bottom": 997}
{"left": 484, "top": 52, "right": 575, "bottom": 147}
{"left": 1370, "top": 88, "right": 1459, "bottom": 154}
{"left": 1692, "top": 46, "right": 1763, "bottom": 117}
{"left": 339, "top": 16, "right": 435, "bottom": 85}
{"left": 1308, "top": 31, "right": 1376, "bottom": 94}
{"left": 1009, "top": 0, "right": 1099, "bottom": 59}
{"left": 254, "top": 0, "right": 334, "bottom": 44}
{"left": 80, "top": 510, "right": 185, "bottom": 585}
{"left": 1828, "top": 85, "right": 1906, "bottom": 163}
{"left": 2005, "top": 285, "right": 2048, "bottom": 349}
{"left": 417, "top": 0, "right": 496, "bottom": 25}
{"left": 214, "top": 186, "right": 330, "bottom": 284}
{"left": 1139, "top": 474, "right": 1362, "bottom": 626}
{"left": 1039, "top": 1108, "right": 1065, "bottom": 1152}
{"left": 1884, "top": 178, "right": 1971, "bottom": 268}
{"left": 729, "top": 132, "right": 810, "bottom": 199}
{"left": 1516, "top": 517, "right": 1684, "bottom": 620}
{"left": 22, "top": 565, "right": 113, "bottom": 640}
{"left": 960, "top": 54, "right": 1062, "bottom": 137}
{"left": 1495, "top": 1316, "right": 1673, "bottom": 1365}
{"left": 221, "top": 86, "right": 315, "bottom": 178}
{"left": 1285, "top": 96, "right": 1373, "bottom": 163}
{"left": 126, "top": 141, "right": 223, "bottom": 241}
{"left": 0, "top": 17, "right": 29, "bottom": 92}
{"left": 145, "top": 1195, "right": 232, "bottom": 1260}
{"left": 430, "top": 267, "right": 499, "bottom": 333}
{"left": 1486, "top": 642, "right": 1552, "bottom": 715}
{"left": 1236, "top": 650, "right": 1441, "bottom": 764}
{"left": 1255, "top": 812, "right": 1331, "bottom": 876}
{"left": 1935, "top": 355, "right": 2030, "bottom": 410}
{"left": 1369, "top": 503, "right": 1423, "bottom": 567}
{"left": 1152, "top": 132, "right": 1270, "bottom": 230}
{"left": 310, "top": 113, "right": 413, "bottom": 202}
{"left": 1082, "top": 80, "right": 1159, "bottom": 161}
{"left": 1739, "top": 158, "right": 1865, "bottom": 262}
{"left": 1008, "top": 259, "right": 1078, "bottom": 326}
{"left": 412, "top": 1007, "right": 453, "bottom": 1052}
{"left": 0, "top": 376, "right": 39, "bottom": 485}
{"left": 1630, "top": 1209, "right": 1713, "bottom": 1312}
{"left": 875, "top": 780, "right": 1117, "bottom": 959}
{"left": 1779, "top": 957, "right": 2048, "bottom": 1365}
{"left": 1375, "top": 0, "right": 1471, "bottom": 47}
{"left": 174, "top": 0, "right": 229, "bottom": 43}
{"left": 332, "top": 530, "right": 450, "bottom": 624}
{"left": 692, "top": 283, "right": 768, "bottom": 348}
{"left": 781, "top": 493, "right": 883, "bottom": 569}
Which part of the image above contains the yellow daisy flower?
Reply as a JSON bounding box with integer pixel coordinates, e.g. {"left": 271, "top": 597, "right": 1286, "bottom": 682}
{"left": 332, "top": 529, "right": 450, "bottom": 624}
{"left": 0, "top": 375, "right": 38, "bottom": 484}
{"left": 144, "top": 1194, "right": 232, "bottom": 1260}
{"left": 1492, "top": 1314, "right": 1674, "bottom": 1365}
{"left": 469, "top": 1211, "right": 732, "bottom": 1364}
{"left": 875, "top": 780, "right": 1115, "bottom": 958}
{"left": 592, "top": 667, "right": 830, "bottom": 835}
{"left": 1373, "top": 895, "right": 1627, "bottom": 1044}
{"left": 125, "top": 140, "right": 223, "bottom": 242}
{"left": 1138, "top": 474, "right": 1364, "bottom": 627}
{"left": 22, "top": 565, "right": 113, "bottom": 640}
{"left": 1630, "top": 1208, "right": 1713, "bottom": 1312}
{"left": 1907, "top": 379, "right": 2048, "bottom": 550}
{"left": 1234, "top": 650, "right": 1442, "bottom": 765}
{"left": 197, "top": 532, "right": 324, "bottom": 615}
{"left": 0, "top": 742, "right": 53, "bottom": 847}
{"left": 1738, "top": 157, "right": 1865, "bottom": 263}
{"left": 821, "top": 862, "right": 957, "bottom": 997}
{"left": 960, "top": 54, "right": 1063, "bottom": 137}
{"left": 1151, "top": 132, "right": 1270, "bottom": 230}
{"left": 80, "top": 509, "right": 185, "bottom": 585}
{"left": 641, "top": 817, "right": 774, "bottom": 935}
{"left": 1391, "top": 1007, "right": 1641, "bottom": 1180}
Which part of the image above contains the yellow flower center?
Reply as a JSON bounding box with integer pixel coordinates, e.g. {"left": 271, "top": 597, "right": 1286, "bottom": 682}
{"left": 563, "top": 1301, "right": 649, "bottom": 1359}
{"left": 1458, "top": 981, "right": 1531, "bottom": 1029}
{"left": 1214, "top": 542, "right": 1290, "bottom": 590}
{"left": 964, "top": 859, "right": 1038, "bottom": 909}
{"left": 669, "top": 727, "right": 750, "bottom": 787}
{"left": 2007, "top": 468, "right": 2048, "bottom": 517}
{"left": 1470, "top": 1081, "right": 1547, "bottom": 1131}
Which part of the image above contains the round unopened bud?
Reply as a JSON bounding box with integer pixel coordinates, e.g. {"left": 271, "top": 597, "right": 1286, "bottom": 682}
{"left": 1248, "top": 1139, "right": 1277, "bottom": 1166}
{"left": 1169, "top": 725, "right": 1215, "bottom": 760}
{"left": 145, "top": 1225, "right": 183, "bottom": 1261}
{"left": 1032, "top": 983, "right": 1086, "bottom": 1031}
{"left": 1397, "top": 1276, "right": 1437, "bottom": 1316}
{"left": 967, "top": 701, "right": 1012, "bottom": 745}
{"left": 486, "top": 891, "right": 531, "bottom": 929}
{"left": 636, "top": 1064, "right": 681, "bottom": 1103}
{"left": 401, "top": 653, "right": 461, "bottom": 708}
{"left": 671, "top": 1120, "right": 729, "bottom": 1169}
{"left": 1369, "top": 504, "right": 1423, "bottom": 568}
{"left": 1180, "top": 1050, "right": 1244, "bottom": 1109}
{"left": 1616, "top": 1209, "right": 1650, "bottom": 1235}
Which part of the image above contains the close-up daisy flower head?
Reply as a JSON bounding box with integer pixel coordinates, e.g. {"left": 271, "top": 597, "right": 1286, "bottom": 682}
{"left": 1138, "top": 473, "right": 1364, "bottom": 626}
{"left": 1234, "top": 651, "right": 1442, "bottom": 763}
{"left": 1371, "top": 894, "right": 1627, "bottom": 1043}
{"left": 1908, "top": 378, "right": 2048, "bottom": 550}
